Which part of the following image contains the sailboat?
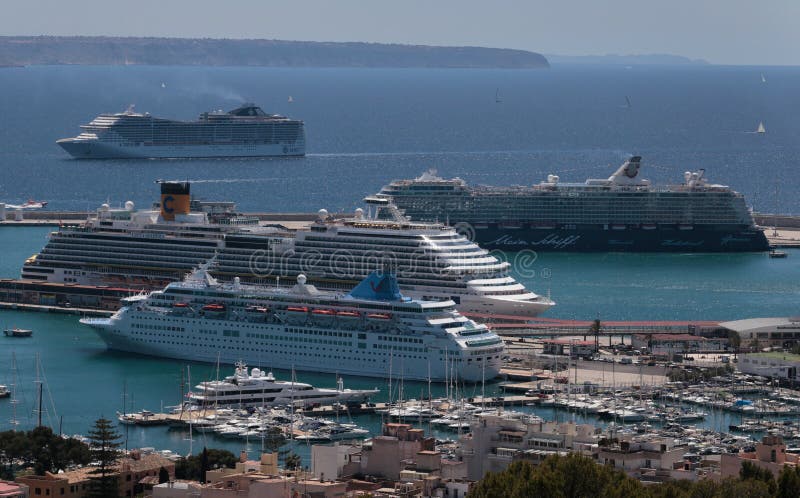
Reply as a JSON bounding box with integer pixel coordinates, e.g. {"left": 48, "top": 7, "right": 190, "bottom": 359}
{"left": 761, "top": 73, "right": 767, "bottom": 83}
{"left": 287, "top": 96, "right": 294, "bottom": 103}
{"left": 756, "top": 121, "right": 766, "bottom": 134}
{"left": 495, "top": 88, "right": 502, "bottom": 103}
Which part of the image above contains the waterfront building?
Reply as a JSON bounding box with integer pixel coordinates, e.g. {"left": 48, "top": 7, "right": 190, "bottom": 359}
{"left": 598, "top": 437, "right": 688, "bottom": 483}
{"left": 541, "top": 339, "right": 598, "bottom": 357}
{"left": 720, "top": 435, "right": 800, "bottom": 480}
{"left": 739, "top": 352, "right": 800, "bottom": 381}
{"left": 719, "top": 317, "right": 800, "bottom": 349}
{"left": 15, "top": 449, "right": 174, "bottom": 498}
{"left": 630, "top": 333, "right": 728, "bottom": 355}
{"left": 457, "top": 414, "right": 598, "bottom": 481}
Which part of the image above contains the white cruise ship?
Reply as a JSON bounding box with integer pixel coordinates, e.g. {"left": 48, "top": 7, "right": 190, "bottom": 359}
{"left": 222, "top": 198, "right": 554, "bottom": 316}
{"left": 185, "top": 362, "right": 379, "bottom": 409}
{"left": 22, "top": 183, "right": 553, "bottom": 317}
{"left": 57, "top": 103, "right": 305, "bottom": 159}
{"left": 80, "top": 268, "right": 505, "bottom": 382}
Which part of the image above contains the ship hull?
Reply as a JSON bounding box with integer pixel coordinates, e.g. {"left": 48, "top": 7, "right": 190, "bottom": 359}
{"left": 467, "top": 225, "right": 769, "bottom": 252}
{"left": 83, "top": 317, "right": 500, "bottom": 383}
{"left": 57, "top": 139, "right": 304, "bottom": 159}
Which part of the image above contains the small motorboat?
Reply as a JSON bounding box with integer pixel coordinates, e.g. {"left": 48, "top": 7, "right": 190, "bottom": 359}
{"left": 3, "top": 328, "right": 33, "bottom": 337}
{"left": 769, "top": 249, "right": 788, "bottom": 259}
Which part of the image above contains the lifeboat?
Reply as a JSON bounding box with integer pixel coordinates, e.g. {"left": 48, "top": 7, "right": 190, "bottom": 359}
{"left": 642, "top": 224, "right": 657, "bottom": 230}
{"left": 173, "top": 302, "right": 189, "bottom": 308}
{"left": 336, "top": 310, "right": 361, "bottom": 318}
{"left": 611, "top": 224, "right": 626, "bottom": 230}
{"left": 312, "top": 309, "right": 336, "bottom": 316}
{"left": 367, "top": 313, "right": 392, "bottom": 320}
{"left": 286, "top": 306, "right": 309, "bottom": 313}
{"left": 201, "top": 303, "right": 226, "bottom": 312}
{"left": 678, "top": 224, "right": 694, "bottom": 231}
{"left": 246, "top": 306, "right": 270, "bottom": 313}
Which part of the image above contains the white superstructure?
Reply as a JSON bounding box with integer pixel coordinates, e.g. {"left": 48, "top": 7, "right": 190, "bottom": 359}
{"left": 186, "top": 362, "right": 379, "bottom": 409}
{"left": 229, "top": 198, "right": 554, "bottom": 316}
{"left": 80, "top": 268, "right": 505, "bottom": 382}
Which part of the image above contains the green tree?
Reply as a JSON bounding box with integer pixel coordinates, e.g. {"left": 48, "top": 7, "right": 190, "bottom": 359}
{"left": 86, "top": 417, "right": 123, "bottom": 498}
{"left": 284, "top": 452, "right": 301, "bottom": 471}
{"left": 158, "top": 466, "right": 170, "bottom": 484}
{"left": 175, "top": 448, "right": 237, "bottom": 482}
{"left": 0, "top": 429, "right": 90, "bottom": 479}
{"left": 777, "top": 465, "right": 800, "bottom": 498}
{"left": 739, "top": 461, "right": 777, "bottom": 495}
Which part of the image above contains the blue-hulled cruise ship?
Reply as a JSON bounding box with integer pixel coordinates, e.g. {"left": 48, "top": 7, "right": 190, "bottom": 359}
{"left": 378, "top": 157, "right": 769, "bottom": 253}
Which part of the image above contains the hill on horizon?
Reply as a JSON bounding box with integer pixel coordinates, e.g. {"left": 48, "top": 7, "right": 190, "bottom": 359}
{"left": 0, "top": 36, "right": 549, "bottom": 69}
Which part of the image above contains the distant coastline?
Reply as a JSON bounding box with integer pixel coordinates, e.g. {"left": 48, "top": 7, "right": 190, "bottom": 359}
{"left": 546, "top": 53, "right": 709, "bottom": 66}
{"left": 0, "top": 36, "right": 549, "bottom": 69}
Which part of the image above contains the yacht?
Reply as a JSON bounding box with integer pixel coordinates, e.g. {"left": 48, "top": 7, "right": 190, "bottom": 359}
{"left": 186, "top": 362, "right": 379, "bottom": 409}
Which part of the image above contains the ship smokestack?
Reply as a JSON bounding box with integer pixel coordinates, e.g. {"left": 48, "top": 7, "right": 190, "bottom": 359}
{"left": 160, "top": 182, "right": 191, "bottom": 221}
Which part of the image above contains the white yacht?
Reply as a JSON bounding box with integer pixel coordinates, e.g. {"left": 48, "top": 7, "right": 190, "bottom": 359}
{"left": 80, "top": 267, "right": 505, "bottom": 382}
{"left": 186, "top": 362, "right": 379, "bottom": 409}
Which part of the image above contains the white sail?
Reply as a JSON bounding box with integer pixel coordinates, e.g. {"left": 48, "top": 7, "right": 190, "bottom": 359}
{"left": 756, "top": 121, "right": 766, "bottom": 134}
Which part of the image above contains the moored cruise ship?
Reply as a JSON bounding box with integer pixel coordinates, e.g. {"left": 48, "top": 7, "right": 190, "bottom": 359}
{"left": 22, "top": 182, "right": 554, "bottom": 317}
{"left": 57, "top": 103, "right": 305, "bottom": 159}
{"left": 378, "top": 157, "right": 769, "bottom": 252}
{"left": 80, "top": 268, "right": 505, "bottom": 382}
{"left": 186, "top": 362, "right": 379, "bottom": 409}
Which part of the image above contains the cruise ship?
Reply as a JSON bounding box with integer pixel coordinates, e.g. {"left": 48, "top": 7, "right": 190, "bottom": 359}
{"left": 22, "top": 182, "right": 553, "bottom": 317}
{"left": 57, "top": 103, "right": 305, "bottom": 159}
{"left": 80, "top": 268, "right": 505, "bottom": 382}
{"left": 185, "top": 362, "right": 379, "bottom": 409}
{"left": 377, "top": 157, "right": 769, "bottom": 252}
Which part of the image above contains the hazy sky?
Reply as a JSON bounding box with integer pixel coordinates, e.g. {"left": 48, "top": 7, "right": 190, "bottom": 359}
{"left": 2, "top": 0, "right": 798, "bottom": 65}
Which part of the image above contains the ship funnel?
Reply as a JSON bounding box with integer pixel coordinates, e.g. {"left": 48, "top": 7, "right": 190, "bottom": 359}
{"left": 160, "top": 182, "right": 191, "bottom": 221}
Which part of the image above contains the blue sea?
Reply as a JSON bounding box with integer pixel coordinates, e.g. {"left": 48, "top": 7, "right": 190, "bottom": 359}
{"left": 1, "top": 64, "right": 799, "bottom": 461}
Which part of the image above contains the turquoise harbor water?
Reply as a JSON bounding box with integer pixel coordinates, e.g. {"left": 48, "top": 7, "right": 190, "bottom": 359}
{"left": 1, "top": 226, "right": 798, "bottom": 461}
{"left": 1, "top": 65, "right": 800, "bottom": 461}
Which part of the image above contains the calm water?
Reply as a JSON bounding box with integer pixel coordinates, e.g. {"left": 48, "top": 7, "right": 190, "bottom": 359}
{"left": 1, "top": 65, "right": 799, "bottom": 461}
{"left": 1, "top": 65, "right": 799, "bottom": 214}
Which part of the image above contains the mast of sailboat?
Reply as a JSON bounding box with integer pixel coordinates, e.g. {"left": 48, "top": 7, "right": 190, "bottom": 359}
{"left": 10, "top": 352, "right": 19, "bottom": 428}
{"left": 186, "top": 365, "right": 194, "bottom": 457}
{"left": 35, "top": 353, "right": 43, "bottom": 428}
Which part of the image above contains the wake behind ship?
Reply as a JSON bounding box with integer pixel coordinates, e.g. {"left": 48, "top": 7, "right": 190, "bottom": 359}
{"left": 57, "top": 103, "right": 305, "bottom": 159}
{"left": 378, "top": 157, "right": 769, "bottom": 253}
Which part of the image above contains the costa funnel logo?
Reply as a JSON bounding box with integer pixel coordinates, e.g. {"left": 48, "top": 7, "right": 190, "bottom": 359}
{"left": 163, "top": 195, "right": 175, "bottom": 214}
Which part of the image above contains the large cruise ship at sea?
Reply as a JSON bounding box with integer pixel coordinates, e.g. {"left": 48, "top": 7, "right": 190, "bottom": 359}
{"left": 57, "top": 103, "right": 305, "bottom": 159}
{"left": 22, "top": 182, "right": 553, "bottom": 317}
{"left": 81, "top": 268, "right": 505, "bottom": 382}
{"left": 378, "top": 156, "right": 769, "bottom": 252}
